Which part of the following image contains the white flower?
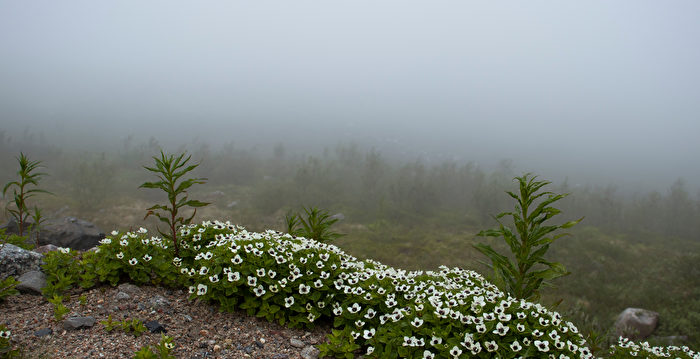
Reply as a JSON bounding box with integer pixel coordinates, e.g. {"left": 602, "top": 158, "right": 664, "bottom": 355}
{"left": 199, "top": 267, "right": 209, "bottom": 275}
{"left": 366, "top": 346, "right": 374, "bottom": 355}
{"left": 363, "top": 328, "right": 375, "bottom": 339}
{"left": 449, "top": 346, "right": 462, "bottom": 357}
{"left": 534, "top": 340, "right": 550, "bottom": 352}
{"left": 120, "top": 239, "right": 129, "bottom": 246}
{"left": 256, "top": 268, "right": 266, "bottom": 277}
{"left": 247, "top": 276, "right": 257, "bottom": 286}
{"left": 0, "top": 330, "right": 10, "bottom": 339}
{"left": 411, "top": 317, "right": 424, "bottom": 328}
{"left": 138, "top": 227, "right": 147, "bottom": 234}
{"left": 227, "top": 271, "right": 240, "bottom": 282}
{"left": 129, "top": 258, "right": 138, "bottom": 265}
{"left": 430, "top": 336, "right": 442, "bottom": 346}
{"left": 116, "top": 252, "right": 124, "bottom": 259}
{"left": 231, "top": 254, "right": 243, "bottom": 265}
{"left": 347, "top": 303, "right": 361, "bottom": 314}
{"left": 111, "top": 230, "right": 118, "bottom": 236}
{"left": 485, "top": 340, "right": 498, "bottom": 352}
{"left": 422, "top": 350, "right": 435, "bottom": 359}
{"left": 284, "top": 296, "right": 294, "bottom": 308}
{"left": 510, "top": 341, "right": 522, "bottom": 352}
{"left": 493, "top": 322, "right": 509, "bottom": 336}
{"left": 203, "top": 251, "right": 213, "bottom": 260}
{"left": 142, "top": 254, "right": 152, "bottom": 262}
{"left": 196, "top": 284, "right": 207, "bottom": 295}
{"left": 209, "top": 274, "right": 219, "bottom": 283}
{"left": 299, "top": 284, "right": 310, "bottom": 295}
{"left": 254, "top": 285, "right": 266, "bottom": 297}
{"left": 100, "top": 238, "right": 112, "bottom": 245}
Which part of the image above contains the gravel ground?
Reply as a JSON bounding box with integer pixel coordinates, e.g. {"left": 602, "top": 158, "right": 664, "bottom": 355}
{"left": 1, "top": 284, "right": 337, "bottom": 358}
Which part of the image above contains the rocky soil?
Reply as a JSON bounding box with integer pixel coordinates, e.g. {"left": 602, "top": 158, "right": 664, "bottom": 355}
{"left": 1, "top": 283, "right": 336, "bottom": 359}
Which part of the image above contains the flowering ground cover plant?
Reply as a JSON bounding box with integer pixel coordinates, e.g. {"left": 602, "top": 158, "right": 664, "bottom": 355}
{"left": 10, "top": 220, "right": 698, "bottom": 359}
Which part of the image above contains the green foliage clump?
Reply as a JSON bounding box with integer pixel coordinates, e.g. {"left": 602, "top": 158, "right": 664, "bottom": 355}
{"left": 91, "top": 228, "right": 187, "bottom": 288}
{"left": 2, "top": 153, "right": 52, "bottom": 242}
{"left": 132, "top": 334, "right": 175, "bottom": 359}
{"left": 475, "top": 173, "right": 582, "bottom": 301}
{"left": 0, "top": 324, "right": 22, "bottom": 359}
{"left": 101, "top": 315, "right": 148, "bottom": 337}
{"left": 140, "top": 150, "right": 209, "bottom": 257}
{"left": 0, "top": 229, "right": 33, "bottom": 251}
{"left": 285, "top": 207, "right": 344, "bottom": 243}
{"left": 47, "top": 295, "right": 70, "bottom": 321}
{"left": 0, "top": 276, "right": 20, "bottom": 302}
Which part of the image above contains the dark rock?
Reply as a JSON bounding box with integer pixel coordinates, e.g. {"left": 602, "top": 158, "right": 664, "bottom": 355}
{"left": 3, "top": 217, "right": 104, "bottom": 250}
{"left": 16, "top": 270, "right": 46, "bottom": 294}
{"left": 300, "top": 346, "right": 320, "bottom": 359}
{"left": 243, "top": 345, "right": 254, "bottom": 354}
{"left": 614, "top": 308, "right": 659, "bottom": 340}
{"left": 33, "top": 244, "right": 60, "bottom": 254}
{"left": 34, "top": 328, "right": 53, "bottom": 337}
{"left": 144, "top": 320, "right": 166, "bottom": 333}
{"left": 272, "top": 355, "right": 289, "bottom": 359}
{"left": 254, "top": 340, "right": 264, "bottom": 348}
{"left": 63, "top": 316, "right": 96, "bottom": 330}
{"left": 0, "top": 243, "right": 44, "bottom": 281}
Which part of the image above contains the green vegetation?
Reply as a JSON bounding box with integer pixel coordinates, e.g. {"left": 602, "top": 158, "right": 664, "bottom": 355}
{"left": 0, "top": 324, "right": 22, "bottom": 359}
{"left": 101, "top": 315, "right": 148, "bottom": 337}
{"left": 2, "top": 153, "right": 52, "bottom": 242}
{"left": 286, "top": 206, "right": 344, "bottom": 242}
{"left": 47, "top": 295, "right": 70, "bottom": 321}
{"left": 0, "top": 277, "right": 20, "bottom": 303}
{"left": 0, "top": 138, "right": 699, "bottom": 356}
{"left": 474, "top": 173, "right": 582, "bottom": 301}
{"left": 140, "top": 150, "right": 209, "bottom": 257}
{"left": 132, "top": 334, "right": 175, "bottom": 359}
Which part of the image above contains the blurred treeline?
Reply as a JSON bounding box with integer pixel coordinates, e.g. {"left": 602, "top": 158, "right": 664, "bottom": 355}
{"left": 1, "top": 130, "right": 699, "bottom": 347}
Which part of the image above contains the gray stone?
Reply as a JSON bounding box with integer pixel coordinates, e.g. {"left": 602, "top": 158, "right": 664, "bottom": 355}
{"left": 300, "top": 346, "right": 320, "bottom": 359}
{"left": 115, "top": 291, "right": 130, "bottom": 301}
{"left": 33, "top": 244, "right": 60, "bottom": 254}
{"left": 0, "top": 243, "right": 44, "bottom": 281}
{"left": 614, "top": 308, "right": 659, "bottom": 340}
{"left": 290, "top": 338, "right": 305, "bottom": 348}
{"left": 117, "top": 282, "right": 141, "bottom": 295}
{"left": 148, "top": 294, "right": 170, "bottom": 308}
{"left": 34, "top": 328, "right": 53, "bottom": 337}
{"left": 3, "top": 217, "right": 104, "bottom": 250}
{"left": 16, "top": 270, "right": 46, "bottom": 294}
{"left": 63, "top": 316, "right": 96, "bottom": 330}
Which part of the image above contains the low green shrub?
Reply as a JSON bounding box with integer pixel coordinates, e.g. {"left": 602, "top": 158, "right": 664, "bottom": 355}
{"left": 45, "top": 219, "right": 700, "bottom": 358}
{"left": 47, "top": 295, "right": 70, "bottom": 321}
{"left": 0, "top": 324, "right": 21, "bottom": 359}
{"left": 0, "top": 277, "right": 20, "bottom": 302}
{"left": 101, "top": 315, "right": 147, "bottom": 337}
{"left": 132, "top": 334, "right": 175, "bottom": 359}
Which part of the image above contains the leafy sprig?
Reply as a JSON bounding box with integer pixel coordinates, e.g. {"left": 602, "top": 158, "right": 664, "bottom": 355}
{"left": 474, "top": 173, "right": 583, "bottom": 301}
{"left": 140, "top": 151, "right": 209, "bottom": 257}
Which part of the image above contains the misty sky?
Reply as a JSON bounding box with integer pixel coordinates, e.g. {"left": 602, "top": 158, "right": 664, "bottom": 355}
{"left": 1, "top": 1, "right": 699, "bottom": 188}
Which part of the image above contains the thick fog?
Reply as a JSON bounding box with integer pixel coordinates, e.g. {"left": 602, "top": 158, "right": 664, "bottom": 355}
{"left": 1, "top": 1, "right": 699, "bottom": 190}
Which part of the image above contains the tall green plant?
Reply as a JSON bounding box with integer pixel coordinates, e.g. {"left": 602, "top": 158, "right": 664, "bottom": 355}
{"left": 474, "top": 173, "right": 582, "bottom": 300}
{"left": 286, "top": 207, "right": 343, "bottom": 243}
{"left": 2, "top": 153, "right": 52, "bottom": 238}
{"left": 140, "top": 150, "right": 209, "bottom": 257}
